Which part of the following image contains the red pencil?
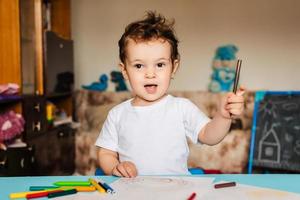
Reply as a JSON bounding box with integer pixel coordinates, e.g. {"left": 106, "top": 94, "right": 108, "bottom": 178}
{"left": 187, "top": 192, "right": 196, "bottom": 200}
{"left": 26, "top": 189, "right": 63, "bottom": 199}
{"left": 26, "top": 191, "right": 49, "bottom": 199}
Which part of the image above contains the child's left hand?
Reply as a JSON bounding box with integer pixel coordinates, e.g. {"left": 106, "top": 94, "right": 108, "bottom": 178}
{"left": 219, "top": 88, "right": 245, "bottom": 119}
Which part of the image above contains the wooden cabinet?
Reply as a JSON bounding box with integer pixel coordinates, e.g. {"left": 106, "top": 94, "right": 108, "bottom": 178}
{"left": 0, "top": 0, "right": 22, "bottom": 113}
{"left": 1, "top": 0, "right": 72, "bottom": 107}
{"left": 0, "top": 0, "right": 21, "bottom": 86}
{"left": 19, "top": 0, "right": 43, "bottom": 95}
{"left": 51, "top": 0, "right": 71, "bottom": 39}
{"left": 0, "top": 0, "right": 75, "bottom": 176}
{"left": 27, "top": 125, "right": 75, "bottom": 175}
{"left": 22, "top": 95, "right": 47, "bottom": 138}
{"left": 0, "top": 125, "right": 75, "bottom": 176}
{"left": 0, "top": 146, "right": 35, "bottom": 176}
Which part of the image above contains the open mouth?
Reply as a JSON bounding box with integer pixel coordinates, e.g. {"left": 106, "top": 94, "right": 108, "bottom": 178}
{"left": 144, "top": 84, "right": 158, "bottom": 94}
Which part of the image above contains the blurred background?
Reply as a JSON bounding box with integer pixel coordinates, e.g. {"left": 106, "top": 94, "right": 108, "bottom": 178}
{"left": 72, "top": 0, "right": 300, "bottom": 91}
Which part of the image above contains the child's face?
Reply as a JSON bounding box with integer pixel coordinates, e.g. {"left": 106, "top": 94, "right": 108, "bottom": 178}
{"left": 120, "top": 38, "right": 178, "bottom": 106}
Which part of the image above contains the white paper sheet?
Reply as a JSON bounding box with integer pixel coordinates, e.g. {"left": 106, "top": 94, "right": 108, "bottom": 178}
{"left": 58, "top": 176, "right": 213, "bottom": 200}
{"left": 202, "top": 181, "right": 300, "bottom": 200}
{"left": 57, "top": 176, "right": 300, "bottom": 200}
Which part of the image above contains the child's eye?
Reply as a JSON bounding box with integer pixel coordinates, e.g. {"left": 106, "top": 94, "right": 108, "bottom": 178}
{"left": 134, "top": 64, "right": 143, "bottom": 69}
{"left": 157, "top": 63, "right": 165, "bottom": 68}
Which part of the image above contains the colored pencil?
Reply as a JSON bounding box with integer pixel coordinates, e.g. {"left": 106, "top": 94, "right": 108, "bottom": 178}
{"left": 10, "top": 188, "right": 63, "bottom": 199}
{"left": 89, "top": 178, "right": 106, "bottom": 193}
{"left": 214, "top": 181, "right": 236, "bottom": 189}
{"left": 61, "top": 186, "right": 96, "bottom": 192}
{"left": 26, "top": 191, "right": 49, "bottom": 199}
{"left": 26, "top": 189, "right": 63, "bottom": 199}
{"left": 98, "top": 180, "right": 115, "bottom": 194}
{"left": 48, "top": 189, "right": 77, "bottom": 198}
{"left": 187, "top": 192, "right": 196, "bottom": 200}
{"left": 233, "top": 59, "right": 242, "bottom": 94}
{"left": 53, "top": 181, "right": 91, "bottom": 186}
{"left": 29, "top": 186, "right": 60, "bottom": 191}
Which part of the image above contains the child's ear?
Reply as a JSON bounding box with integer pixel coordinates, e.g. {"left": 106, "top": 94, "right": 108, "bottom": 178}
{"left": 171, "top": 59, "right": 179, "bottom": 78}
{"left": 119, "top": 62, "right": 129, "bottom": 80}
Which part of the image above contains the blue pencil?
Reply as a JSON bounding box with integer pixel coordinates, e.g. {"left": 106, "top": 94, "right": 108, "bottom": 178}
{"left": 98, "top": 180, "right": 115, "bottom": 194}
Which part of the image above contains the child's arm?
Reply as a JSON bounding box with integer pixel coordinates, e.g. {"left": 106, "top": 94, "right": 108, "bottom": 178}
{"left": 198, "top": 89, "right": 245, "bottom": 145}
{"left": 97, "top": 147, "right": 137, "bottom": 177}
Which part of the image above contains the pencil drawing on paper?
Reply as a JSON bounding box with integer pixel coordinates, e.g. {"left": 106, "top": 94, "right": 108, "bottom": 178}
{"left": 117, "top": 177, "right": 192, "bottom": 189}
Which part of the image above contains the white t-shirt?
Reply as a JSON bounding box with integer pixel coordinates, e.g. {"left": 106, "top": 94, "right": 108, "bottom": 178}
{"left": 95, "top": 95, "right": 210, "bottom": 175}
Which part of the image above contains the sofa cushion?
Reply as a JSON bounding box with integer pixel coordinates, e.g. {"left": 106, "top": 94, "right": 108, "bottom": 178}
{"left": 74, "top": 90, "right": 254, "bottom": 175}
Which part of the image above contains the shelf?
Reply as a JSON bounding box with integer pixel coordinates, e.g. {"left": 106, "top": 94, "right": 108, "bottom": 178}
{"left": 46, "top": 92, "right": 72, "bottom": 100}
{"left": 1, "top": 0, "right": 73, "bottom": 176}
{"left": 0, "top": 95, "right": 22, "bottom": 105}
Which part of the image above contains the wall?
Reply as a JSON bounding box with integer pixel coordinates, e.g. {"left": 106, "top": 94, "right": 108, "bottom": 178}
{"left": 71, "top": 0, "right": 300, "bottom": 91}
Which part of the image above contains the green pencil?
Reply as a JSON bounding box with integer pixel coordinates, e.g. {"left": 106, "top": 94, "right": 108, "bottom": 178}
{"left": 54, "top": 181, "right": 91, "bottom": 186}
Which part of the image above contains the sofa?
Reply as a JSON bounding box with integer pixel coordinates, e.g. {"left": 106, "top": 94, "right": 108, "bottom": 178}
{"left": 74, "top": 90, "right": 255, "bottom": 175}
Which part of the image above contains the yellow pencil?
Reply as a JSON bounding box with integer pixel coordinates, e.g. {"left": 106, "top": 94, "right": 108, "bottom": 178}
{"left": 10, "top": 191, "right": 39, "bottom": 199}
{"left": 88, "top": 178, "right": 106, "bottom": 193}
{"left": 10, "top": 188, "right": 62, "bottom": 199}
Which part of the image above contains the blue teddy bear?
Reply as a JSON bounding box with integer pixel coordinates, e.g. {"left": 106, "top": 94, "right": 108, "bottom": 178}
{"left": 208, "top": 45, "right": 238, "bottom": 92}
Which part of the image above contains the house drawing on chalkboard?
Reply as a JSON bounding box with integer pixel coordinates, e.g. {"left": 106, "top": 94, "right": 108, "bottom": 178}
{"left": 258, "top": 123, "right": 280, "bottom": 163}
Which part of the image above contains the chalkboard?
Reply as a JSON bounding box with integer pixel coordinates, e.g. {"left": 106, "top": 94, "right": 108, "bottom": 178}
{"left": 248, "top": 91, "right": 300, "bottom": 173}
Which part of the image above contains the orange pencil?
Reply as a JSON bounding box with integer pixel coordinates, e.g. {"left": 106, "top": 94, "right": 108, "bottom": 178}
{"left": 61, "top": 186, "right": 96, "bottom": 192}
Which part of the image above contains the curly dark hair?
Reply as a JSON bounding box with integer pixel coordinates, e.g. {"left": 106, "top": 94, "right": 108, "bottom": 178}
{"left": 118, "top": 11, "right": 179, "bottom": 64}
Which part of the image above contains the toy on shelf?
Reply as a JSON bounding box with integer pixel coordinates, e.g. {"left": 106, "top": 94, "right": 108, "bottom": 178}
{"left": 82, "top": 74, "right": 108, "bottom": 91}
{"left": 0, "top": 111, "right": 25, "bottom": 145}
{"left": 54, "top": 72, "right": 74, "bottom": 93}
{"left": 0, "top": 83, "right": 20, "bottom": 101}
{"left": 0, "top": 83, "right": 19, "bottom": 96}
{"left": 46, "top": 101, "right": 56, "bottom": 126}
{"left": 110, "top": 71, "right": 128, "bottom": 92}
{"left": 208, "top": 45, "right": 239, "bottom": 93}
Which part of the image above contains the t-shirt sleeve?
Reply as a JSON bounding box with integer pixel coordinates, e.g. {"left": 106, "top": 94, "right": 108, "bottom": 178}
{"left": 181, "top": 99, "right": 211, "bottom": 144}
{"left": 95, "top": 109, "right": 118, "bottom": 151}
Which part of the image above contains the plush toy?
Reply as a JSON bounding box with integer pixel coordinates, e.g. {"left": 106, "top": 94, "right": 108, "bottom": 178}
{"left": 0, "top": 111, "right": 25, "bottom": 144}
{"left": 208, "top": 45, "right": 238, "bottom": 92}
{"left": 54, "top": 72, "right": 74, "bottom": 93}
{"left": 0, "top": 83, "right": 19, "bottom": 96}
{"left": 82, "top": 74, "right": 108, "bottom": 91}
{"left": 110, "top": 71, "right": 128, "bottom": 92}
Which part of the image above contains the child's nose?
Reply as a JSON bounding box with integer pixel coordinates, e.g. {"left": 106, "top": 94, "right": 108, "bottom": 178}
{"left": 145, "top": 68, "right": 156, "bottom": 78}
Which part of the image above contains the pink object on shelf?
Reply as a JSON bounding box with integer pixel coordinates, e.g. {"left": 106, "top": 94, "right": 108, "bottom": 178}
{"left": 0, "top": 111, "right": 25, "bottom": 143}
{"left": 0, "top": 83, "right": 20, "bottom": 95}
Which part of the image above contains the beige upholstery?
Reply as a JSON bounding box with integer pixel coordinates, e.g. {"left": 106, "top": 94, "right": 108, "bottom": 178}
{"left": 74, "top": 90, "right": 255, "bottom": 175}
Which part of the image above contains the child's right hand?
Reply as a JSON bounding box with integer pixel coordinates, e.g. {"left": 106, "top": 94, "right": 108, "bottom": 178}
{"left": 112, "top": 161, "right": 137, "bottom": 178}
